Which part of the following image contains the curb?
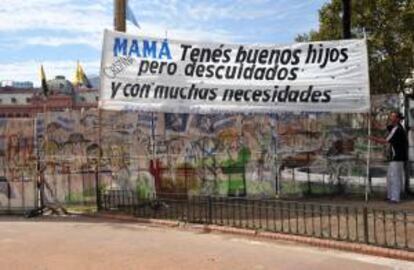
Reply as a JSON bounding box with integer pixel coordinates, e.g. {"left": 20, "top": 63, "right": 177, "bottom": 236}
{"left": 87, "top": 212, "right": 414, "bottom": 262}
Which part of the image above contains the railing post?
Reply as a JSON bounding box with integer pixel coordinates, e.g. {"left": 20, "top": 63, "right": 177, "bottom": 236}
{"left": 208, "top": 196, "right": 212, "bottom": 224}
{"left": 363, "top": 206, "right": 369, "bottom": 244}
{"left": 95, "top": 165, "right": 102, "bottom": 211}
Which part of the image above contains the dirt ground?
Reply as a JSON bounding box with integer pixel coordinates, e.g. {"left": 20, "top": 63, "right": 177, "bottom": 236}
{"left": 0, "top": 216, "right": 413, "bottom": 270}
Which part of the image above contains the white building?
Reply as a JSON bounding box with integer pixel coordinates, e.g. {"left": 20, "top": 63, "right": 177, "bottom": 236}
{"left": 0, "top": 80, "right": 34, "bottom": 89}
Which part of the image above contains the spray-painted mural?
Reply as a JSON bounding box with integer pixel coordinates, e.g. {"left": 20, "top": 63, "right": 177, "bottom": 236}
{"left": 36, "top": 111, "right": 100, "bottom": 205}
{"left": 0, "top": 94, "right": 402, "bottom": 211}
{"left": 0, "top": 118, "right": 36, "bottom": 210}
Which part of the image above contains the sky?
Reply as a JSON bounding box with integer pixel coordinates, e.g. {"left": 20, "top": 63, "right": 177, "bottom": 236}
{"left": 0, "top": 0, "right": 328, "bottom": 87}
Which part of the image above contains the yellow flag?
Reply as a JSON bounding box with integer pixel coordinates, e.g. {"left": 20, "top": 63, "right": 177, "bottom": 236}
{"left": 73, "top": 61, "right": 92, "bottom": 88}
{"left": 40, "top": 65, "right": 49, "bottom": 96}
{"left": 73, "top": 61, "right": 82, "bottom": 86}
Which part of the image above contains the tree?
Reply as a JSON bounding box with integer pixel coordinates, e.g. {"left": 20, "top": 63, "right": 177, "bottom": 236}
{"left": 296, "top": 0, "right": 414, "bottom": 94}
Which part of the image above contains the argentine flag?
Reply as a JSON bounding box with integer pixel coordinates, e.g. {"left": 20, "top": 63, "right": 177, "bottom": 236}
{"left": 126, "top": 2, "right": 140, "bottom": 28}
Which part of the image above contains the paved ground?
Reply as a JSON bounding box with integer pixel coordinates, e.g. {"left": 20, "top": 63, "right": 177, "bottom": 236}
{"left": 0, "top": 216, "right": 413, "bottom": 270}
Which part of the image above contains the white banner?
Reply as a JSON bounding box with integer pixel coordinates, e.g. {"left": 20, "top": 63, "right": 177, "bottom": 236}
{"left": 100, "top": 29, "right": 370, "bottom": 113}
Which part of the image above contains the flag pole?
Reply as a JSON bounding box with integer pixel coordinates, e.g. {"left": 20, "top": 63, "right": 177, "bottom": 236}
{"left": 114, "top": 0, "right": 127, "bottom": 32}
{"left": 39, "top": 64, "right": 49, "bottom": 213}
{"left": 363, "top": 28, "right": 371, "bottom": 203}
{"left": 365, "top": 113, "right": 371, "bottom": 202}
{"left": 95, "top": 0, "right": 127, "bottom": 210}
{"left": 34, "top": 113, "right": 40, "bottom": 212}
{"left": 75, "top": 60, "right": 80, "bottom": 94}
{"left": 96, "top": 106, "right": 102, "bottom": 210}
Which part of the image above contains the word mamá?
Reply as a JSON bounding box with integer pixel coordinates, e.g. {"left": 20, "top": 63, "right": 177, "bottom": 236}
{"left": 113, "top": 37, "right": 172, "bottom": 60}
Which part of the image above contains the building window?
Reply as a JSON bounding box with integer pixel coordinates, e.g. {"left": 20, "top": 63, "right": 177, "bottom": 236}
{"left": 95, "top": 96, "right": 99, "bottom": 101}
{"left": 26, "top": 98, "right": 31, "bottom": 103}
{"left": 11, "top": 97, "right": 17, "bottom": 104}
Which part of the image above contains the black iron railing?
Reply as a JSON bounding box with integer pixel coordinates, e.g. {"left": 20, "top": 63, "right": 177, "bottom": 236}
{"left": 102, "top": 191, "right": 414, "bottom": 251}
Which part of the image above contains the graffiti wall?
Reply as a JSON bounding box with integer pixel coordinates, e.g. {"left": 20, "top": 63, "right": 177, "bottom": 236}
{"left": 102, "top": 94, "right": 400, "bottom": 199}
{"left": 0, "top": 118, "right": 36, "bottom": 210}
{"left": 36, "top": 110, "right": 100, "bottom": 205}
{"left": 275, "top": 94, "right": 400, "bottom": 195}
{"left": 94, "top": 94, "right": 397, "bottom": 198}
{"left": 0, "top": 94, "right": 401, "bottom": 210}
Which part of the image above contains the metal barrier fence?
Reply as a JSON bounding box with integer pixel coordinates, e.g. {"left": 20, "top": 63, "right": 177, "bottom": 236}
{"left": 102, "top": 191, "right": 414, "bottom": 252}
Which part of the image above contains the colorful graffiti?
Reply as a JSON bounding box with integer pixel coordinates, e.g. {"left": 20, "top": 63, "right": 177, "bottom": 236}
{"left": 0, "top": 118, "right": 36, "bottom": 209}
{"left": 0, "top": 94, "right": 402, "bottom": 211}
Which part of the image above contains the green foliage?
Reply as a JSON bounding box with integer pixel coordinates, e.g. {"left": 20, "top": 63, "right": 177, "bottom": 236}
{"left": 296, "top": 0, "right": 414, "bottom": 94}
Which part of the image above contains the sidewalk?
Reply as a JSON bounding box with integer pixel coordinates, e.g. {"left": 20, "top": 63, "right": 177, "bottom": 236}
{"left": 94, "top": 211, "right": 414, "bottom": 262}
{"left": 1, "top": 215, "right": 413, "bottom": 270}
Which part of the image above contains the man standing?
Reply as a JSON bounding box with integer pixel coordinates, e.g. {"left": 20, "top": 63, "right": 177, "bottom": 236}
{"left": 370, "top": 111, "right": 408, "bottom": 203}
